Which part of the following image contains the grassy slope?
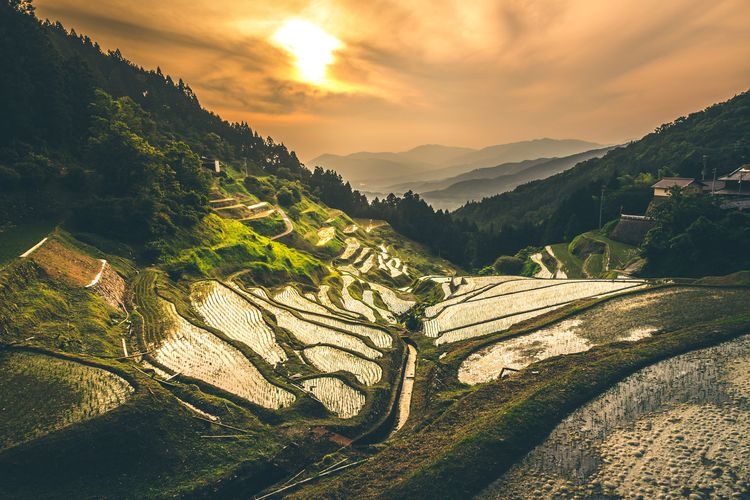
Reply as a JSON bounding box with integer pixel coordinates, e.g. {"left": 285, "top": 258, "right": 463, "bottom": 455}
{"left": 0, "top": 259, "right": 126, "bottom": 356}
{"left": 549, "top": 242, "right": 583, "bottom": 277}
{"left": 292, "top": 285, "right": 750, "bottom": 499}
{"left": 160, "top": 214, "right": 329, "bottom": 286}
{"left": 0, "top": 355, "right": 283, "bottom": 499}
{"left": 0, "top": 177, "right": 452, "bottom": 497}
{"left": 0, "top": 233, "right": 289, "bottom": 498}
{"left": 0, "top": 232, "right": 331, "bottom": 498}
{"left": 548, "top": 229, "right": 638, "bottom": 278}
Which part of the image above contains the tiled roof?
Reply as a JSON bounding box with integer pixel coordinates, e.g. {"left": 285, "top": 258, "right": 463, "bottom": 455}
{"left": 651, "top": 177, "right": 703, "bottom": 189}
{"left": 718, "top": 165, "right": 750, "bottom": 182}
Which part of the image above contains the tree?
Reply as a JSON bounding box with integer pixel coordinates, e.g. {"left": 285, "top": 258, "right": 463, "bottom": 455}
{"left": 277, "top": 187, "right": 295, "bottom": 206}
{"left": 641, "top": 189, "right": 750, "bottom": 276}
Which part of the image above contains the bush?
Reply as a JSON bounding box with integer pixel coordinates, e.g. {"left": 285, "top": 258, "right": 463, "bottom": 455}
{"left": 493, "top": 255, "right": 524, "bottom": 275}
{"left": 478, "top": 265, "right": 495, "bottom": 276}
{"left": 277, "top": 187, "right": 295, "bottom": 206}
{"left": 243, "top": 176, "right": 275, "bottom": 201}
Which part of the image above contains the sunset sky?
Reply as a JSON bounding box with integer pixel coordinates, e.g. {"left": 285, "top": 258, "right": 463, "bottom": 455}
{"left": 35, "top": 0, "right": 750, "bottom": 161}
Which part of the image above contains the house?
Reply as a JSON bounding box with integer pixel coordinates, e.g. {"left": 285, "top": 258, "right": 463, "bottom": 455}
{"left": 651, "top": 177, "right": 704, "bottom": 197}
{"left": 201, "top": 157, "right": 221, "bottom": 174}
{"left": 717, "top": 165, "right": 750, "bottom": 194}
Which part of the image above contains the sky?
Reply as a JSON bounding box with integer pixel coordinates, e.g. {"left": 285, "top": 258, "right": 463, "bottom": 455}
{"left": 35, "top": 0, "right": 750, "bottom": 162}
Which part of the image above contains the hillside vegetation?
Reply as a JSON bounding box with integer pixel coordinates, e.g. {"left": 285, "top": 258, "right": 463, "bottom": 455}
{"left": 453, "top": 89, "right": 750, "bottom": 252}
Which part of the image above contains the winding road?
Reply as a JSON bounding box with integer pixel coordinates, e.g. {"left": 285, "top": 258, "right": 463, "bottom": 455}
{"left": 270, "top": 206, "right": 294, "bottom": 240}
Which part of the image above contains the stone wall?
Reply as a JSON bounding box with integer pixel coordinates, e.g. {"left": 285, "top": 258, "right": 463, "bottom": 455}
{"left": 90, "top": 262, "right": 126, "bottom": 310}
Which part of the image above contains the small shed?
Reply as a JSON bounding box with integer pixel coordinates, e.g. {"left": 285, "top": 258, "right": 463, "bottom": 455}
{"left": 718, "top": 165, "right": 750, "bottom": 193}
{"left": 651, "top": 177, "right": 704, "bottom": 197}
{"left": 201, "top": 157, "right": 222, "bottom": 174}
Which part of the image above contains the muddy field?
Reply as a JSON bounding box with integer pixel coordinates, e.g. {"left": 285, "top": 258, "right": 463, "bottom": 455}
{"left": 479, "top": 335, "right": 750, "bottom": 498}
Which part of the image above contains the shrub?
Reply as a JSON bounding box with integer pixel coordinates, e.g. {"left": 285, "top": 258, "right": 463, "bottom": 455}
{"left": 243, "top": 176, "right": 275, "bottom": 201}
{"left": 277, "top": 187, "right": 295, "bottom": 206}
{"left": 493, "top": 255, "right": 524, "bottom": 275}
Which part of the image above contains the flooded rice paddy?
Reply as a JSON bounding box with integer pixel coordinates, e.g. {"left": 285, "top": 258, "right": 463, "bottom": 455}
{"left": 459, "top": 287, "right": 749, "bottom": 385}
{"left": 479, "top": 334, "right": 750, "bottom": 499}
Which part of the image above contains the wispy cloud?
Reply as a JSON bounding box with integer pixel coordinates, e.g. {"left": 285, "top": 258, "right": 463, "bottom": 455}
{"left": 36, "top": 0, "right": 750, "bottom": 160}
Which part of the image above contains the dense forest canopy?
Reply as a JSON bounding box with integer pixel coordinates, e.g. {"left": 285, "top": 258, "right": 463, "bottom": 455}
{"left": 0, "top": 0, "right": 308, "bottom": 248}
{"left": 641, "top": 189, "right": 750, "bottom": 277}
{"left": 1, "top": 0, "right": 748, "bottom": 276}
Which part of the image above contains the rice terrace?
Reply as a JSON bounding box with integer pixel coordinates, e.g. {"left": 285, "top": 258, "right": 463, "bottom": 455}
{"left": 2, "top": 1, "right": 750, "bottom": 498}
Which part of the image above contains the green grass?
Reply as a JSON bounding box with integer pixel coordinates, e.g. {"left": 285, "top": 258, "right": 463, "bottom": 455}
{"left": 131, "top": 268, "right": 167, "bottom": 349}
{"left": 583, "top": 231, "right": 639, "bottom": 271}
{"left": 550, "top": 230, "right": 639, "bottom": 278}
{"left": 0, "top": 356, "right": 285, "bottom": 499}
{"left": 0, "top": 351, "right": 134, "bottom": 450}
{"left": 582, "top": 252, "right": 603, "bottom": 277}
{"left": 549, "top": 242, "right": 583, "bottom": 277}
{"left": 0, "top": 259, "right": 126, "bottom": 356}
{"left": 0, "top": 220, "right": 56, "bottom": 267}
{"left": 160, "top": 214, "right": 328, "bottom": 285}
{"left": 244, "top": 213, "right": 287, "bottom": 237}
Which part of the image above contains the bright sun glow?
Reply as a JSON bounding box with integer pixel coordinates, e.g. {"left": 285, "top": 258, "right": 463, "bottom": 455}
{"left": 272, "top": 19, "right": 342, "bottom": 85}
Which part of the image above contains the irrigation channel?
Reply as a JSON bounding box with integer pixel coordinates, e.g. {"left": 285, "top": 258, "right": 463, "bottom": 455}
{"left": 479, "top": 334, "right": 750, "bottom": 498}
{"left": 355, "top": 338, "right": 419, "bottom": 445}
{"left": 250, "top": 339, "right": 419, "bottom": 499}
{"left": 392, "top": 343, "right": 418, "bottom": 434}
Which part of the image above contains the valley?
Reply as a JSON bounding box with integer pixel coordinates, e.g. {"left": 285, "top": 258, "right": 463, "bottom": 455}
{"left": 2, "top": 191, "right": 749, "bottom": 498}
{"left": 1, "top": 3, "right": 749, "bottom": 498}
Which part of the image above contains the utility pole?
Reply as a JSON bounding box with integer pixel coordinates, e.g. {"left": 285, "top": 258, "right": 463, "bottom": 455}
{"left": 598, "top": 186, "right": 606, "bottom": 230}
{"left": 702, "top": 154, "right": 708, "bottom": 181}
{"left": 712, "top": 167, "right": 717, "bottom": 195}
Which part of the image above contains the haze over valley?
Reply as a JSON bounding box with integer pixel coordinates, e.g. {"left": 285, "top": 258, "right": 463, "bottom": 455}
{"left": 312, "top": 139, "right": 614, "bottom": 209}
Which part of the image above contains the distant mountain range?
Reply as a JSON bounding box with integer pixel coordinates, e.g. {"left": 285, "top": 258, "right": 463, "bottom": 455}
{"left": 310, "top": 138, "right": 606, "bottom": 190}
{"left": 418, "top": 147, "right": 615, "bottom": 210}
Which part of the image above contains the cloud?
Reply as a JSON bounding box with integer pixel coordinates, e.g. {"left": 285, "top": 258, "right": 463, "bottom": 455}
{"left": 35, "top": 0, "right": 750, "bottom": 160}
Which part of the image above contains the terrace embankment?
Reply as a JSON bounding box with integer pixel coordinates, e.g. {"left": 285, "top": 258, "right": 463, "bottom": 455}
{"left": 87, "top": 261, "right": 125, "bottom": 309}
{"left": 391, "top": 342, "right": 418, "bottom": 434}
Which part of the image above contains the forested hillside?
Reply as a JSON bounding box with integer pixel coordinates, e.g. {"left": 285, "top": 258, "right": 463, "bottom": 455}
{"left": 2, "top": 0, "right": 748, "bottom": 276}
{"left": 0, "top": 0, "right": 306, "bottom": 251}
{"left": 455, "top": 90, "right": 750, "bottom": 236}
{"left": 313, "top": 89, "right": 750, "bottom": 274}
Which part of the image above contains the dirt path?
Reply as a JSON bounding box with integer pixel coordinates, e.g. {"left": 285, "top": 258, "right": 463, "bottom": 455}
{"left": 270, "top": 206, "right": 294, "bottom": 240}
{"left": 530, "top": 253, "right": 554, "bottom": 279}
{"left": 85, "top": 259, "right": 107, "bottom": 288}
{"left": 19, "top": 237, "right": 48, "bottom": 258}
{"left": 392, "top": 344, "right": 418, "bottom": 435}
{"left": 545, "top": 245, "right": 568, "bottom": 278}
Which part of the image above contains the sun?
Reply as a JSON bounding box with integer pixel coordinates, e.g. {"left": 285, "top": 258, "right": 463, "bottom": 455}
{"left": 272, "top": 19, "right": 342, "bottom": 85}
